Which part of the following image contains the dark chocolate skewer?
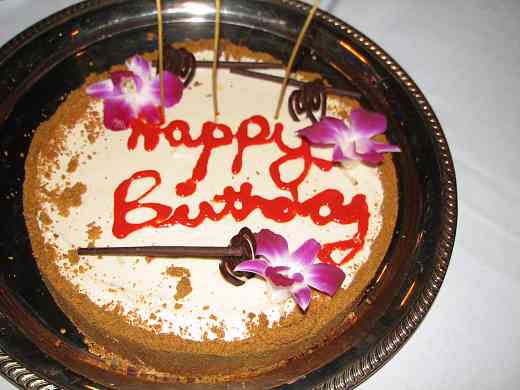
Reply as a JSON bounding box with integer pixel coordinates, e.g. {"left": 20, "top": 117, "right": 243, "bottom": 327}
{"left": 77, "top": 227, "right": 257, "bottom": 286}
{"left": 77, "top": 245, "right": 244, "bottom": 258}
{"left": 163, "top": 47, "right": 360, "bottom": 98}
{"left": 197, "top": 61, "right": 285, "bottom": 69}
{"left": 229, "top": 68, "right": 361, "bottom": 99}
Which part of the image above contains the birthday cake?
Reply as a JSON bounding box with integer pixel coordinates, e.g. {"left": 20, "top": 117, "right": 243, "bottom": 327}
{"left": 23, "top": 41, "right": 399, "bottom": 382}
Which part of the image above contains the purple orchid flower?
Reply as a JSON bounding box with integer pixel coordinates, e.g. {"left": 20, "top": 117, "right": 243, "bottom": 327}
{"left": 234, "top": 229, "right": 345, "bottom": 311}
{"left": 297, "top": 108, "right": 400, "bottom": 164}
{"left": 86, "top": 55, "right": 184, "bottom": 131}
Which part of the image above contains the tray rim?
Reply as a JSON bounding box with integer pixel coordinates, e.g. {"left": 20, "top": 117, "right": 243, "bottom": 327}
{"left": 0, "top": 0, "right": 457, "bottom": 389}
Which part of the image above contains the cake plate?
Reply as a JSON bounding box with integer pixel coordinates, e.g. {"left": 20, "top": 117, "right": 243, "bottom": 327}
{"left": 0, "top": 0, "right": 457, "bottom": 389}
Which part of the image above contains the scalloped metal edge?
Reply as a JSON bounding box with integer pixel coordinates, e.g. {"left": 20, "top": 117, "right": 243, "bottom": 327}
{"left": 0, "top": 351, "right": 58, "bottom": 390}
{"left": 0, "top": 313, "right": 57, "bottom": 390}
{"left": 0, "top": 1, "right": 456, "bottom": 389}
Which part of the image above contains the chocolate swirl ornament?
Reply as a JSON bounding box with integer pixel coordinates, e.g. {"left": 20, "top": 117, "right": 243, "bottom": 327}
{"left": 164, "top": 47, "right": 197, "bottom": 87}
{"left": 220, "top": 227, "right": 256, "bottom": 286}
{"left": 288, "top": 80, "right": 327, "bottom": 123}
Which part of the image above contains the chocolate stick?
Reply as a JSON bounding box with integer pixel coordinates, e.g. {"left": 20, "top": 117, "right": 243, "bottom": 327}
{"left": 230, "top": 68, "right": 361, "bottom": 99}
{"left": 212, "top": 0, "right": 222, "bottom": 120}
{"left": 197, "top": 61, "right": 285, "bottom": 69}
{"left": 164, "top": 56, "right": 359, "bottom": 98}
{"left": 77, "top": 245, "right": 245, "bottom": 259}
{"left": 275, "top": 0, "right": 320, "bottom": 119}
{"left": 155, "top": 0, "right": 165, "bottom": 115}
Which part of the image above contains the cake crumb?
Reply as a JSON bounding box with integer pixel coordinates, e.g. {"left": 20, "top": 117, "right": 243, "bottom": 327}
{"left": 165, "top": 266, "right": 191, "bottom": 278}
{"left": 174, "top": 303, "right": 183, "bottom": 310}
{"left": 67, "top": 249, "right": 80, "bottom": 264}
{"left": 210, "top": 325, "right": 225, "bottom": 339}
{"left": 174, "top": 276, "right": 192, "bottom": 300}
{"left": 202, "top": 305, "right": 209, "bottom": 311}
{"left": 39, "top": 211, "right": 52, "bottom": 226}
{"left": 66, "top": 155, "right": 79, "bottom": 173}
{"left": 258, "top": 313, "right": 269, "bottom": 328}
{"left": 87, "top": 222, "right": 102, "bottom": 245}
{"left": 44, "top": 182, "right": 87, "bottom": 217}
{"left": 85, "top": 110, "right": 102, "bottom": 143}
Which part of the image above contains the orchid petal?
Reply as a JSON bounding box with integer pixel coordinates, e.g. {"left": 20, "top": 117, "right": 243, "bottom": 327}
{"left": 127, "top": 55, "right": 152, "bottom": 81}
{"left": 138, "top": 103, "right": 162, "bottom": 125}
{"left": 355, "top": 138, "right": 374, "bottom": 154}
{"left": 297, "top": 107, "right": 400, "bottom": 165}
{"left": 292, "top": 286, "right": 312, "bottom": 311}
{"left": 266, "top": 266, "right": 294, "bottom": 287}
{"left": 255, "top": 229, "right": 289, "bottom": 265}
{"left": 332, "top": 145, "right": 348, "bottom": 161}
{"left": 350, "top": 108, "right": 387, "bottom": 138}
{"left": 306, "top": 263, "right": 346, "bottom": 296}
{"left": 291, "top": 239, "right": 321, "bottom": 267}
{"left": 355, "top": 139, "right": 399, "bottom": 164}
{"left": 103, "top": 98, "right": 135, "bottom": 131}
{"left": 234, "top": 259, "right": 268, "bottom": 276}
{"left": 335, "top": 141, "right": 360, "bottom": 162}
{"left": 86, "top": 79, "right": 118, "bottom": 99}
{"left": 297, "top": 117, "right": 346, "bottom": 145}
{"left": 150, "top": 71, "right": 184, "bottom": 107}
{"left": 357, "top": 152, "right": 384, "bottom": 165}
{"left": 369, "top": 140, "right": 401, "bottom": 153}
{"left": 355, "top": 138, "right": 399, "bottom": 154}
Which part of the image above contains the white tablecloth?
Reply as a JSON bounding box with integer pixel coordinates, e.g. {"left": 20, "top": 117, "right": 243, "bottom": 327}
{"left": 0, "top": 0, "right": 518, "bottom": 389}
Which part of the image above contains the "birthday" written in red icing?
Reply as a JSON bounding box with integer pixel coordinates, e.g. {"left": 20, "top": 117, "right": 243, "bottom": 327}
{"left": 112, "top": 115, "right": 369, "bottom": 265}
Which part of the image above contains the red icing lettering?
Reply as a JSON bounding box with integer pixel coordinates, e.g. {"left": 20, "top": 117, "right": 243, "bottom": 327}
{"left": 232, "top": 115, "right": 272, "bottom": 174}
{"left": 113, "top": 170, "right": 172, "bottom": 238}
{"left": 113, "top": 115, "right": 372, "bottom": 265}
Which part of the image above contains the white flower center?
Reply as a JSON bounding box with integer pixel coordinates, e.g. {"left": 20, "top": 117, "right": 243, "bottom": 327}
{"left": 122, "top": 78, "right": 137, "bottom": 96}
{"left": 339, "top": 132, "right": 354, "bottom": 156}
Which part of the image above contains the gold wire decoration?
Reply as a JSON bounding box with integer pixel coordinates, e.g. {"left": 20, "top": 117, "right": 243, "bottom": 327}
{"left": 274, "top": 0, "right": 320, "bottom": 119}
{"left": 213, "top": 0, "right": 222, "bottom": 120}
{"left": 156, "top": 0, "right": 165, "bottom": 118}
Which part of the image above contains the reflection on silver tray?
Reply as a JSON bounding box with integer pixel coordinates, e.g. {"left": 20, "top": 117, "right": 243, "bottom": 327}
{"left": 0, "top": 0, "right": 456, "bottom": 389}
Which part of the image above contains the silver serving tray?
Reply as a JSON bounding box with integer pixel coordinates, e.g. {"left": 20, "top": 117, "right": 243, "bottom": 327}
{"left": 0, "top": 0, "right": 456, "bottom": 389}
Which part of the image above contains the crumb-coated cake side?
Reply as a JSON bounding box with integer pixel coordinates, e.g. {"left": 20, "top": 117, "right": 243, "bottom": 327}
{"left": 23, "top": 41, "right": 399, "bottom": 381}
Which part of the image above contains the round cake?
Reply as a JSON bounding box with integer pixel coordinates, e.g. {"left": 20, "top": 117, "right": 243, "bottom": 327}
{"left": 23, "top": 41, "right": 399, "bottom": 382}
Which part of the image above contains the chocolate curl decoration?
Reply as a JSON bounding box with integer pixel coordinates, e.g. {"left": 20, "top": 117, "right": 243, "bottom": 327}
{"left": 288, "top": 80, "right": 327, "bottom": 123}
{"left": 164, "top": 47, "right": 197, "bottom": 87}
{"left": 220, "top": 227, "right": 256, "bottom": 286}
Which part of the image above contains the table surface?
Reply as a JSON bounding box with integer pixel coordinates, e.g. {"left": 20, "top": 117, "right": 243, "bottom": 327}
{"left": 0, "top": 0, "right": 519, "bottom": 389}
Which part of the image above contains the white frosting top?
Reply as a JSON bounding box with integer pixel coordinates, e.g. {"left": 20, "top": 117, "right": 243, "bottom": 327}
{"left": 33, "top": 56, "right": 385, "bottom": 342}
